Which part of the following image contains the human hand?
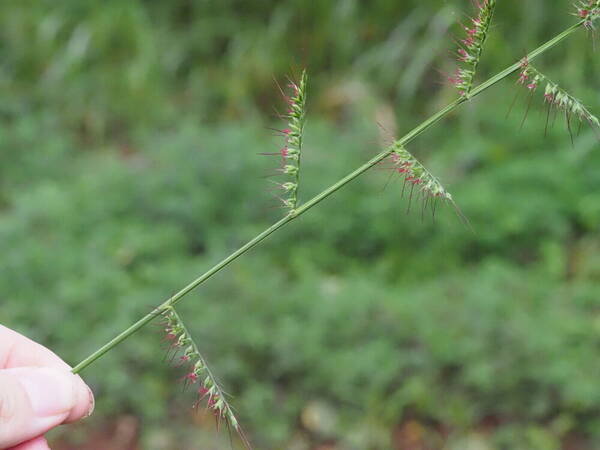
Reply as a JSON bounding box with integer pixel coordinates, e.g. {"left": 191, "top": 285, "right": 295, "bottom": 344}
{"left": 0, "top": 325, "right": 94, "bottom": 450}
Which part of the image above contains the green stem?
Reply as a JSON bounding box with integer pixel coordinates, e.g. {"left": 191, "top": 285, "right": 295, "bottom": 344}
{"left": 72, "top": 20, "right": 583, "bottom": 375}
{"left": 72, "top": 216, "right": 292, "bottom": 373}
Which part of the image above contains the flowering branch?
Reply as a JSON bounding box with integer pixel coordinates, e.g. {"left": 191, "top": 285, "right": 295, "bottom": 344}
{"left": 451, "top": 0, "right": 497, "bottom": 96}
{"left": 380, "top": 143, "right": 458, "bottom": 219}
{"left": 70, "top": 14, "right": 594, "bottom": 445}
{"left": 71, "top": 17, "right": 589, "bottom": 376}
{"left": 576, "top": 0, "right": 600, "bottom": 30}
{"left": 517, "top": 58, "right": 600, "bottom": 137}
{"left": 266, "top": 70, "right": 307, "bottom": 211}
{"left": 163, "top": 307, "right": 251, "bottom": 448}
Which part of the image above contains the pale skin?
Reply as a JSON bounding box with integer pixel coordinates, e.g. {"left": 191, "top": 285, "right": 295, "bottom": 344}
{"left": 0, "top": 326, "right": 94, "bottom": 450}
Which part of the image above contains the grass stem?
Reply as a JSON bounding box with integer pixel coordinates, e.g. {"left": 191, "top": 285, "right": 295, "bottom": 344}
{"left": 72, "top": 19, "right": 584, "bottom": 375}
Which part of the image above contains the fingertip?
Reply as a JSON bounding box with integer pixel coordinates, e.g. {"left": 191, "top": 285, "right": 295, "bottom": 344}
{"left": 0, "top": 367, "right": 94, "bottom": 447}
{"left": 64, "top": 373, "right": 94, "bottom": 423}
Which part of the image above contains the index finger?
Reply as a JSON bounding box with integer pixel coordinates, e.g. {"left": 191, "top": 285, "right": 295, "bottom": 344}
{"left": 0, "top": 325, "right": 71, "bottom": 370}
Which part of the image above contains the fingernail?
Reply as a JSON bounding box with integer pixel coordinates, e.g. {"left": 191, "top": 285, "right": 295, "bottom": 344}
{"left": 85, "top": 385, "right": 95, "bottom": 418}
{"left": 16, "top": 367, "right": 76, "bottom": 417}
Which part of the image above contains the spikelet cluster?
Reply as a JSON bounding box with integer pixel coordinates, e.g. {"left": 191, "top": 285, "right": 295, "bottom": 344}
{"left": 450, "top": 0, "right": 497, "bottom": 96}
{"left": 163, "top": 306, "right": 250, "bottom": 448}
{"left": 517, "top": 58, "right": 600, "bottom": 133}
{"left": 388, "top": 143, "right": 453, "bottom": 201}
{"left": 576, "top": 0, "right": 600, "bottom": 29}
{"left": 267, "top": 70, "right": 307, "bottom": 212}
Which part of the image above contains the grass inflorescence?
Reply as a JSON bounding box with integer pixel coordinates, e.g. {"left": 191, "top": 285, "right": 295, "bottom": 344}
{"left": 450, "top": 0, "right": 497, "bottom": 96}
{"left": 163, "top": 306, "right": 251, "bottom": 449}
{"left": 265, "top": 70, "right": 307, "bottom": 212}
{"left": 383, "top": 143, "right": 470, "bottom": 225}
{"left": 68, "top": 4, "right": 600, "bottom": 445}
{"left": 576, "top": 0, "right": 600, "bottom": 30}
{"left": 387, "top": 144, "right": 451, "bottom": 198}
{"left": 516, "top": 58, "right": 600, "bottom": 140}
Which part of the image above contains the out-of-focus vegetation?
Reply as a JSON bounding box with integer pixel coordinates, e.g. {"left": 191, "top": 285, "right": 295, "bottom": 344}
{"left": 1, "top": 1, "right": 600, "bottom": 449}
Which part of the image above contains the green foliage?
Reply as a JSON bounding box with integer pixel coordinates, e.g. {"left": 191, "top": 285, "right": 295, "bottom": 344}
{"left": 1, "top": 1, "right": 600, "bottom": 449}
{"left": 2, "top": 111, "right": 600, "bottom": 448}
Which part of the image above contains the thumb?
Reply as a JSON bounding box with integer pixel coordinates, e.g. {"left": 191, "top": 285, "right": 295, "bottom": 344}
{"left": 0, "top": 367, "right": 94, "bottom": 448}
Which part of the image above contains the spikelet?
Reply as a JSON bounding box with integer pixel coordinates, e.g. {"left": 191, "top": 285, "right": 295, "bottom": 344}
{"left": 450, "top": 0, "right": 497, "bottom": 96}
{"left": 575, "top": 0, "right": 600, "bottom": 30}
{"left": 266, "top": 70, "right": 307, "bottom": 212}
{"left": 517, "top": 58, "right": 600, "bottom": 137}
{"left": 162, "top": 306, "right": 251, "bottom": 449}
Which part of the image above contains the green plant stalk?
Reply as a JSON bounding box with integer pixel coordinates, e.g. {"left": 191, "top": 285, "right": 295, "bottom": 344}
{"left": 71, "top": 20, "right": 584, "bottom": 375}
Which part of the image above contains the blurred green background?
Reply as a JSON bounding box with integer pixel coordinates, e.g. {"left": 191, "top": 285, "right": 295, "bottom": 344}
{"left": 1, "top": 1, "right": 599, "bottom": 449}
